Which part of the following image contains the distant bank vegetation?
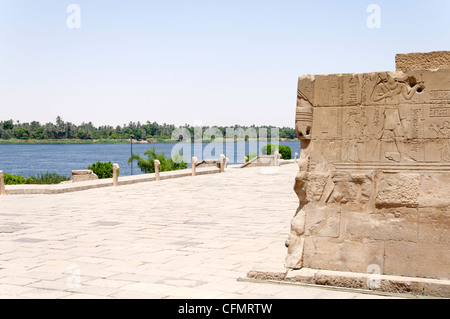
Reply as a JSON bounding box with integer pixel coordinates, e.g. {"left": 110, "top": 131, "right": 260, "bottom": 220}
{"left": 0, "top": 117, "right": 297, "bottom": 143}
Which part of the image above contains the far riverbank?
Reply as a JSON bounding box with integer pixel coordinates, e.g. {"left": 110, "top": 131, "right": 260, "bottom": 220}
{"left": 0, "top": 138, "right": 299, "bottom": 145}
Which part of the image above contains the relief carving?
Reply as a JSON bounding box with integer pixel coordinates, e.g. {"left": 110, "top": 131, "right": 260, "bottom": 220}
{"left": 370, "top": 73, "right": 425, "bottom": 103}
{"left": 286, "top": 57, "right": 450, "bottom": 281}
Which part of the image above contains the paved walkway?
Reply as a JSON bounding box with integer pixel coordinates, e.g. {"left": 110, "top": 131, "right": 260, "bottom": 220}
{"left": 0, "top": 164, "right": 403, "bottom": 299}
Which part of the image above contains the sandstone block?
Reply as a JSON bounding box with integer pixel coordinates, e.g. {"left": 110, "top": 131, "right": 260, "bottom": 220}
{"left": 396, "top": 51, "right": 450, "bottom": 72}
{"left": 286, "top": 52, "right": 450, "bottom": 289}
{"left": 71, "top": 170, "right": 98, "bottom": 182}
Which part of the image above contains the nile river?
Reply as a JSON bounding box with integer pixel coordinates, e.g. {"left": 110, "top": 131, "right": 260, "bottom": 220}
{"left": 0, "top": 141, "right": 300, "bottom": 177}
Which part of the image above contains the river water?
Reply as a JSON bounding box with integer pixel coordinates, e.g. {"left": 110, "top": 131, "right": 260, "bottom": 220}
{"left": 0, "top": 141, "right": 300, "bottom": 177}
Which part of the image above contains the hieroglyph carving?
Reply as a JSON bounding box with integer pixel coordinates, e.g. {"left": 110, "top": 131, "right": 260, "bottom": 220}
{"left": 289, "top": 64, "right": 450, "bottom": 280}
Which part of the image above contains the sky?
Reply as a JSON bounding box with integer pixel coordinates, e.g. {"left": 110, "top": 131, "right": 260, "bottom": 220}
{"left": 0, "top": 0, "right": 449, "bottom": 128}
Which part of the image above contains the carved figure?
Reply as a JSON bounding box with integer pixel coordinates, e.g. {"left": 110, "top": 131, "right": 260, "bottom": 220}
{"left": 371, "top": 73, "right": 424, "bottom": 102}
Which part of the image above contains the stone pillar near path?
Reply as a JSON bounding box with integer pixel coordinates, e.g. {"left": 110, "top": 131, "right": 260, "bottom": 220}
{"left": 192, "top": 157, "right": 198, "bottom": 176}
{"left": 220, "top": 154, "right": 226, "bottom": 172}
{"left": 154, "top": 160, "right": 161, "bottom": 181}
{"left": 273, "top": 151, "right": 280, "bottom": 166}
{"left": 112, "top": 164, "right": 120, "bottom": 187}
{"left": 294, "top": 152, "right": 299, "bottom": 163}
{"left": 0, "top": 171, "right": 6, "bottom": 195}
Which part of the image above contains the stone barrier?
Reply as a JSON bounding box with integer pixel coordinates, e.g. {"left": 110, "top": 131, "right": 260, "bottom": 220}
{"left": 112, "top": 164, "right": 119, "bottom": 186}
{"left": 154, "top": 160, "right": 161, "bottom": 181}
{"left": 192, "top": 157, "right": 198, "bottom": 176}
{"left": 0, "top": 170, "right": 6, "bottom": 195}
{"left": 71, "top": 170, "right": 98, "bottom": 182}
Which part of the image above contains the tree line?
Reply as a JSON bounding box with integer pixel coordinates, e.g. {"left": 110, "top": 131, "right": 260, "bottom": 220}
{"left": 0, "top": 117, "right": 297, "bottom": 141}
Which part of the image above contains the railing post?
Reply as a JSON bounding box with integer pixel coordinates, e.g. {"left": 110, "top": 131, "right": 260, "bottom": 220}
{"left": 225, "top": 157, "right": 229, "bottom": 169}
{"left": 244, "top": 156, "right": 248, "bottom": 163}
{"left": 113, "top": 164, "right": 119, "bottom": 186}
{"left": 220, "top": 154, "right": 225, "bottom": 173}
{"left": 154, "top": 160, "right": 161, "bottom": 181}
{"left": 274, "top": 150, "right": 279, "bottom": 166}
{"left": 0, "top": 171, "right": 6, "bottom": 195}
{"left": 294, "top": 152, "right": 299, "bottom": 163}
{"left": 192, "top": 157, "right": 198, "bottom": 176}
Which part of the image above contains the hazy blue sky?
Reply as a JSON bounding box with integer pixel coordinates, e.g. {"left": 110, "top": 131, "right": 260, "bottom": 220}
{"left": 0, "top": 0, "right": 449, "bottom": 127}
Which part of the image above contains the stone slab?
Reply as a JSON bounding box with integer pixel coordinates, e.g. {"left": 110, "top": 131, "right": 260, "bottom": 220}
{"left": 396, "top": 51, "right": 450, "bottom": 72}
{"left": 246, "top": 268, "right": 450, "bottom": 298}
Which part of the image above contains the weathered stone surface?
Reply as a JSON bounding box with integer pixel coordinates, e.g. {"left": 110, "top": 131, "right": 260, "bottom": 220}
{"left": 0, "top": 170, "right": 6, "bottom": 195}
{"left": 286, "top": 52, "right": 450, "bottom": 287}
{"left": 384, "top": 241, "right": 450, "bottom": 279}
{"left": 248, "top": 267, "right": 450, "bottom": 298}
{"left": 396, "top": 51, "right": 450, "bottom": 72}
{"left": 71, "top": 170, "right": 98, "bottom": 182}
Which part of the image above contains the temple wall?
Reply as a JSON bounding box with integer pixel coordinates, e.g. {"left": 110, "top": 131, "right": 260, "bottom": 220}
{"left": 287, "top": 62, "right": 450, "bottom": 280}
{"left": 396, "top": 51, "right": 450, "bottom": 72}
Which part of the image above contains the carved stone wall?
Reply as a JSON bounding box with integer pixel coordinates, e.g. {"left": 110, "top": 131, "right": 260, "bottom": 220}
{"left": 286, "top": 60, "right": 450, "bottom": 280}
{"left": 396, "top": 51, "right": 450, "bottom": 72}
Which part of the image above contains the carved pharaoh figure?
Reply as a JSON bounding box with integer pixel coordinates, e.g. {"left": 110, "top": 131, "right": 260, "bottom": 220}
{"left": 371, "top": 72, "right": 425, "bottom": 103}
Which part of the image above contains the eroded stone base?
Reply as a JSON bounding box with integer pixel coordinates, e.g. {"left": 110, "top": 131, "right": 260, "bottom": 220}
{"left": 246, "top": 268, "right": 450, "bottom": 298}
{"left": 285, "top": 169, "right": 450, "bottom": 280}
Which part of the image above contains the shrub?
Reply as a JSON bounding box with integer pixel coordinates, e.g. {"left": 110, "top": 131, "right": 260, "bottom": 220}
{"left": 261, "top": 144, "right": 292, "bottom": 159}
{"left": 4, "top": 172, "right": 68, "bottom": 185}
{"left": 4, "top": 173, "right": 28, "bottom": 185}
{"left": 26, "top": 172, "right": 69, "bottom": 184}
{"left": 88, "top": 161, "right": 114, "bottom": 179}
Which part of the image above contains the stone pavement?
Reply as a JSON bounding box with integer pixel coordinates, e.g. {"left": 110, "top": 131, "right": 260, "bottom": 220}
{"left": 0, "top": 164, "right": 408, "bottom": 299}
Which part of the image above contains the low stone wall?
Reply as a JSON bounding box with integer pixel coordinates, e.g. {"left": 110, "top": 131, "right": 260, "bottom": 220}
{"left": 3, "top": 166, "right": 221, "bottom": 195}
{"left": 71, "top": 170, "right": 98, "bottom": 182}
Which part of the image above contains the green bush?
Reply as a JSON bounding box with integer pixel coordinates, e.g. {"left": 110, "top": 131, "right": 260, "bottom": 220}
{"left": 4, "top": 173, "right": 28, "bottom": 185}
{"left": 88, "top": 161, "right": 114, "bottom": 179}
{"left": 27, "top": 172, "right": 69, "bottom": 184}
{"left": 261, "top": 144, "right": 292, "bottom": 159}
{"left": 245, "top": 154, "right": 258, "bottom": 161}
{"left": 4, "top": 172, "right": 68, "bottom": 185}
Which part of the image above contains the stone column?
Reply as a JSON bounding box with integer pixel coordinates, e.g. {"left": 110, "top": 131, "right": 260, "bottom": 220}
{"left": 0, "top": 171, "right": 6, "bottom": 195}
{"left": 113, "top": 164, "right": 120, "bottom": 187}
{"left": 154, "top": 160, "right": 161, "bottom": 181}
{"left": 244, "top": 156, "right": 248, "bottom": 163}
{"left": 294, "top": 152, "right": 299, "bottom": 163}
{"left": 225, "top": 157, "right": 229, "bottom": 168}
{"left": 192, "top": 157, "right": 198, "bottom": 176}
{"left": 274, "top": 151, "right": 279, "bottom": 166}
{"left": 220, "top": 154, "right": 226, "bottom": 172}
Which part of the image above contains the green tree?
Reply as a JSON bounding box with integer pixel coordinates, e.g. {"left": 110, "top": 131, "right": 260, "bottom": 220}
{"left": 14, "top": 127, "right": 29, "bottom": 140}
{"left": 88, "top": 161, "right": 114, "bottom": 179}
{"left": 2, "top": 120, "right": 14, "bottom": 131}
{"left": 261, "top": 144, "right": 292, "bottom": 159}
{"left": 128, "top": 147, "right": 187, "bottom": 174}
{"left": 77, "top": 130, "right": 89, "bottom": 139}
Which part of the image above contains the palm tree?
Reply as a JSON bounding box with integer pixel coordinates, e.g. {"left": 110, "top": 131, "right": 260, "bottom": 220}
{"left": 128, "top": 147, "right": 187, "bottom": 174}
